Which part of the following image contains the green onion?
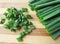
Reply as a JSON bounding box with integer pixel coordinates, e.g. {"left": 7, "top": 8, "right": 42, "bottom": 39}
{"left": 0, "top": 18, "right": 5, "bottom": 24}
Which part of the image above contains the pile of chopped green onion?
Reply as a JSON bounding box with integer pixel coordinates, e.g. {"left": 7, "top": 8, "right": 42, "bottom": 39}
{"left": 0, "top": 7, "right": 35, "bottom": 42}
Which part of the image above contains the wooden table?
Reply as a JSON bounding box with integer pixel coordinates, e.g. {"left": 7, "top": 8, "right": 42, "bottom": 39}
{"left": 0, "top": 0, "right": 60, "bottom": 44}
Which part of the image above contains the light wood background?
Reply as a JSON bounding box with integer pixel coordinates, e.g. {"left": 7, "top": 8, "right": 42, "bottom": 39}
{"left": 0, "top": 0, "right": 60, "bottom": 44}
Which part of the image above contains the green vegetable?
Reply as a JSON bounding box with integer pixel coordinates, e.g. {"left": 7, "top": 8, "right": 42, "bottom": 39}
{"left": 31, "top": 0, "right": 53, "bottom": 6}
{"left": 23, "top": 21, "right": 34, "bottom": 31}
{"left": 42, "top": 16, "right": 59, "bottom": 25}
{"left": 46, "top": 22, "right": 60, "bottom": 34}
{"left": 46, "top": 16, "right": 60, "bottom": 28}
{"left": 4, "top": 8, "right": 18, "bottom": 20}
{"left": 29, "top": 0, "right": 60, "bottom": 40}
{"left": 29, "top": 0, "right": 54, "bottom": 10}
{"left": 37, "top": 4, "right": 60, "bottom": 25}
{"left": 51, "top": 30, "right": 60, "bottom": 39}
{"left": 36, "top": 6, "right": 53, "bottom": 18}
{"left": 38, "top": 4, "right": 60, "bottom": 18}
{"left": 37, "top": 6, "right": 52, "bottom": 13}
{"left": 2, "top": 7, "right": 35, "bottom": 42}
{"left": 48, "top": 26, "right": 60, "bottom": 34}
{"left": 42, "top": 7, "right": 60, "bottom": 21}
{"left": 17, "top": 37, "right": 23, "bottom": 42}
{"left": 25, "top": 14, "right": 33, "bottom": 19}
{"left": 35, "top": 1, "right": 60, "bottom": 10}
{"left": 0, "top": 18, "right": 5, "bottom": 24}
{"left": 17, "top": 32, "right": 25, "bottom": 42}
{"left": 17, "top": 21, "right": 35, "bottom": 41}
{"left": 29, "top": 0, "right": 41, "bottom": 10}
{"left": 46, "top": 20, "right": 60, "bottom": 31}
{"left": 21, "top": 8, "right": 28, "bottom": 12}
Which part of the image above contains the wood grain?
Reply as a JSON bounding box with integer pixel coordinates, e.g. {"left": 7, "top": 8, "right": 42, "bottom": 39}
{"left": 0, "top": 0, "right": 60, "bottom": 44}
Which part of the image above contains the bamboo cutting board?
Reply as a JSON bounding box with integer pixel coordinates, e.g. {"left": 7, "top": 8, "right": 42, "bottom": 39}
{"left": 0, "top": 0, "right": 60, "bottom": 44}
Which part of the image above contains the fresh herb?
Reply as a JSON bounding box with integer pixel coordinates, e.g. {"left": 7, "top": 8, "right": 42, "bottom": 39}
{"left": 21, "top": 8, "right": 28, "bottom": 12}
{"left": 0, "top": 7, "right": 35, "bottom": 42}
{"left": 0, "top": 18, "right": 5, "bottom": 24}
{"left": 29, "top": 0, "right": 60, "bottom": 39}
{"left": 25, "top": 14, "right": 33, "bottom": 19}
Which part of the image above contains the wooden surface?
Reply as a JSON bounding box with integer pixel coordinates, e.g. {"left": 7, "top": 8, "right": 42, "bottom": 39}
{"left": 0, "top": 0, "right": 60, "bottom": 44}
